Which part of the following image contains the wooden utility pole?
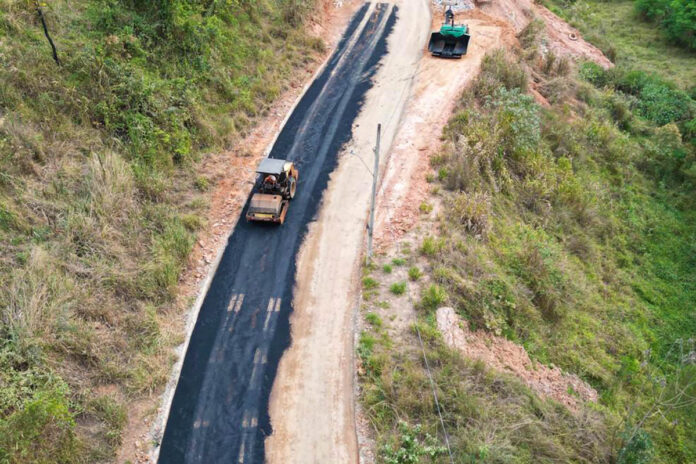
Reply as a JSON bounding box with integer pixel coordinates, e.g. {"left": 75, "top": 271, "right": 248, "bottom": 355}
{"left": 366, "top": 123, "right": 381, "bottom": 264}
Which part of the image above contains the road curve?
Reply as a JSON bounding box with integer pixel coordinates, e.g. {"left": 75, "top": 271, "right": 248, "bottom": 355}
{"left": 157, "top": 3, "right": 397, "bottom": 463}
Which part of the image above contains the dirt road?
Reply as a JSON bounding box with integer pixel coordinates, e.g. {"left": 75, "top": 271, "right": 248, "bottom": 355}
{"left": 265, "top": 1, "right": 431, "bottom": 462}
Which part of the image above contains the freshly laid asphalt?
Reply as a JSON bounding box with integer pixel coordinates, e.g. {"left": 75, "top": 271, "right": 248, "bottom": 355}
{"left": 158, "top": 3, "right": 397, "bottom": 463}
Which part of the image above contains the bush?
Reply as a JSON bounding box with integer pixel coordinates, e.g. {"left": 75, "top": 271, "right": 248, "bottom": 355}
{"left": 420, "top": 236, "right": 443, "bottom": 256}
{"left": 381, "top": 421, "right": 445, "bottom": 464}
{"left": 408, "top": 267, "right": 422, "bottom": 281}
{"left": 635, "top": 0, "right": 696, "bottom": 51}
{"left": 583, "top": 67, "right": 695, "bottom": 127}
{"left": 420, "top": 284, "right": 446, "bottom": 311}
{"left": 473, "top": 49, "right": 528, "bottom": 98}
{"left": 390, "top": 282, "right": 407, "bottom": 295}
{"left": 579, "top": 62, "right": 610, "bottom": 88}
{"left": 617, "top": 428, "right": 654, "bottom": 464}
{"left": 0, "top": 383, "right": 78, "bottom": 464}
{"left": 448, "top": 192, "right": 491, "bottom": 237}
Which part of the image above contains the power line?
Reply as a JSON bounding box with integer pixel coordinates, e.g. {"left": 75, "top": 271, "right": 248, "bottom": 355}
{"left": 407, "top": 284, "right": 455, "bottom": 464}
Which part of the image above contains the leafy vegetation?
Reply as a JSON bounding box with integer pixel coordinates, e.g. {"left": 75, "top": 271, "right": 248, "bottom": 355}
{"left": 389, "top": 282, "right": 406, "bottom": 295}
{"left": 635, "top": 0, "right": 696, "bottom": 50}
{"left": 543, "top": 0, "right": 696, "bottom": 88}
{"left": 359, "top": 43, "right": 696, "bottom": 463}
{"left": 0, "top": 0, "right": 321, "bottom": 460}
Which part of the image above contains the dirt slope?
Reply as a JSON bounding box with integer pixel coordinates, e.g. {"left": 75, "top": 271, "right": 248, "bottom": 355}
{"left": 437, "top": 307, "right": 598, "bottom": 411}
{"left": 480, "top": 0, "right": 612, "bottom": 67}
{"left": 375, "top": 8, "right": 516, "bottom": 248}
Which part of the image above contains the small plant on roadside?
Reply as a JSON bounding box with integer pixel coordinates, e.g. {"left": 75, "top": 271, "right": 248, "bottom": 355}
{"left": 408, "top": 266, "right": 422, "bottom": 281}
{"left": 392, "top": 258, "right": 406, "bottom": 266}
{"left": 390, "top": 282, "right": 407, "bottom": 295}
{"left": 419, "top": 202, "right": 433, "bottom": 214}
{"left": 365, "top": 312, "right": 383, "bottom": 328}
{"left": 381, "top": 421, "right": 446, "bottom": 464}
{"left": 194, "top": 176, "right": 210, "bottom": 191}
{"left": 382, "top": 264, "right": 393, "bottom": 274}
{"left": 362, "top": 276, "right": 379, "bottom": 290}
{"left": 420, "top": 284, "right": 446, "bottom": 310}
{"left": 420, "top": 236, "right": 442, "bottom": 256}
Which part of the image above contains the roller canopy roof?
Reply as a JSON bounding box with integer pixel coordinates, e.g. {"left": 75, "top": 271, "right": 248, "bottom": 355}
{"left": 256, "top": 158, "right": 290, "bottom": 175}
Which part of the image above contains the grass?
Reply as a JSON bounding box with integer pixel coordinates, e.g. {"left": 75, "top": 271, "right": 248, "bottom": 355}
{"left": 542, "top": 0, "right": 696, "bottom": 89}
{"left": 359, "top": 43, "right": 696, "bottom": 464}
{"left": 389, "top": 282, "right": 407, "bottom": 296}
{"left": 362, "top": 276, "right": 379, "bottom": 290}
{"left": 0, "top": 0, "right": 322, "bottom": 460}
{"left": 408, "top": 266, "right": 422, "bottom": 281}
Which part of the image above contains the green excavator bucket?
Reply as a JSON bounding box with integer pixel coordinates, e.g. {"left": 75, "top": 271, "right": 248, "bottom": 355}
{"left": 428, "top": 30, "right": 470, "bottom": 58}
{"left": 428, "top": 7, "right": 470, "bottom": 58}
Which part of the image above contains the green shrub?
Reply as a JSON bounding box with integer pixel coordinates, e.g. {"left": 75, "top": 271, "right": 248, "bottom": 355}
{"left": 383, "top": 264, "right": 393, "bottom": 274}
{"left": 473, "top": 49, "right": 528, "bottom": 98}
{"left": 392, "top": 258, "right": 406, "bottom": 266}
{"left": 420, "top": 236, "right": 443, "bottom": 256}
{"left": 617, "top": 428, "right": 654, "bottom": 464}
{"left": 408, "top": 267, "right": 422, "bottom": 281}
{"left": 381, "top": 421, "right": 446, "bottom": 464}
{"left": 0, "top": 383, "right": 78, "bottom": 464}
{"left": 635, "top": 0, "right": 696, "bottom": 50}
{"left": 579, "top": 61, "right": 610, "bottom": 87}
{"left": 362, "top": 276, "right": 379, "bottom": 290}
{"left": 390, "top": 282, "right": 407, "bottom": 295}
{"left": 420, "top": 284, "right": 446, "bottom": 310}
{"left": 365, "top": 312, "right": 382, "bottom": 328}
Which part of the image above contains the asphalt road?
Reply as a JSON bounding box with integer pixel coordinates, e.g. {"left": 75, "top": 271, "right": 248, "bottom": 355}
{"left": 158, "top": 3, "right": 397, "bottom": 463}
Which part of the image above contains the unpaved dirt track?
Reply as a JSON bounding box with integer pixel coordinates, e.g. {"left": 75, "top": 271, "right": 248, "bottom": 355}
{"left": 375, "top": 8, "right": 514, "bottom": 247}
{"left": 157, "top": 4, "right": 397, "bottom": 463}
{"left": 265, "top": 1, "right": 430, "bottom": 462}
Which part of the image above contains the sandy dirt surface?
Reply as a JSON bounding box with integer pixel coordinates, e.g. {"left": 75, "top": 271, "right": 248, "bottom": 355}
{"left": 437, "top": 307, "right": 598, "bottom": 410}
{"left": 264, "top": 1, "right": 432, "bottom": 463}
{"left": 116, "top": 2, "right": 362, "bottom": 462}
{"left": 374, "top": 7, "right": 516, "bottom": 249}
{"left": 480, "top": 0, "right": 612, "bottom": 67}
{"left": 373, "top": 0, "right": 611, "bottom": 249}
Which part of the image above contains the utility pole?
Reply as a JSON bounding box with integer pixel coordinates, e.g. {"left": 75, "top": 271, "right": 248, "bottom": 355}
{"left": 366, "top": 123, "right": 381, "bottom": 264}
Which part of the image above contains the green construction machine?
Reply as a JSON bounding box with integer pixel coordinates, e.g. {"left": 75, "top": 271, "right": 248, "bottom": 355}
{"left": 428, "top": 7, "right": 471, "bottom": 58}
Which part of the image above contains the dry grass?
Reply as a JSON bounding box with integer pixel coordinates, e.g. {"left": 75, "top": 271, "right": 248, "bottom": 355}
{"left": 0, "top": 0, "right": 324, "bottom": 460}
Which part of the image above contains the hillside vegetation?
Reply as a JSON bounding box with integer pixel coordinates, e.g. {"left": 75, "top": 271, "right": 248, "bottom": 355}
{"left": 543, "top": 0, "right": 696, "bottom": 88}
{"left": 0, "top": 0, "right": 321, "bottom": 461}
{"left": 635, "top": 0, "right": 696, "bottom": 51}
{"left": 359, "top": 26, "right": 695, "bottom": 464}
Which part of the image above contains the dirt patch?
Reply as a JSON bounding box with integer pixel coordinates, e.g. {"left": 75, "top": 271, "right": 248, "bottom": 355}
{"left": 480, "top": 0, "right": 612, "bottom": 67}
{"left": 115, "top": 2, "right": 363, "bottom": 463}
{"left": 374, "top": 1, "right": 610, "bottom": 251}
{"left": 374, "top": 8, "right": 516, "bottom": 250}
{"left": 437, "top": 307, "right": 598, "bottom": 411}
